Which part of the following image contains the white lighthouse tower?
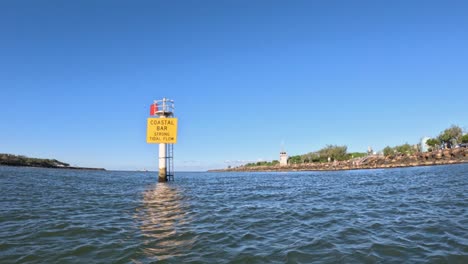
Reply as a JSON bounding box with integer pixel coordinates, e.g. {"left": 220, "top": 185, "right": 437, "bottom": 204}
{"left": 279, "top": 141, "right": 288, "bottom": 166}
{"left": 280, "top": 151, "right": 288, "bottom": 166}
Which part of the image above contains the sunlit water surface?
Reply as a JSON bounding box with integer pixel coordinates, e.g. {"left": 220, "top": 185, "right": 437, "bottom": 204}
{"left": 1, "top": 165, "right": 467, "bottom": 263}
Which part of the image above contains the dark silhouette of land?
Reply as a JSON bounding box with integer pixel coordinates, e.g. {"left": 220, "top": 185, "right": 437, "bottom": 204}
{"left": 0, "top": 154, "right": 105, "bottom": 170}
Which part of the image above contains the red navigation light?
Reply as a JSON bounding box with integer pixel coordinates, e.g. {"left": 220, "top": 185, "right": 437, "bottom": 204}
{"left": 150, "top": 103, "right": 158, "bottom": 115}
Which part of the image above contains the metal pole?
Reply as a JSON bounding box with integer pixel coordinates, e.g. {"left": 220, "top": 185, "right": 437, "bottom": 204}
{"left": 158, "top": 111, "right": 168, "bottom": 182}
{"left": 159, "top": 142, "right": 167, "bottom": 182}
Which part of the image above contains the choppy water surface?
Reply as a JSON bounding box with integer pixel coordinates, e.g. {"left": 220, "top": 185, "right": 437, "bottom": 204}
{"left": 1, "top": 165, "right": 467, "bottom": 263}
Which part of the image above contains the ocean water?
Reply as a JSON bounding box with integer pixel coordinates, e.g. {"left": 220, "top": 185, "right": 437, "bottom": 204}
{"left": 0, "top": 164, "right": 467, "bottom": 263}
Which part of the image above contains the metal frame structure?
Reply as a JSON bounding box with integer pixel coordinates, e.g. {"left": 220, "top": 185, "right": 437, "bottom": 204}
{"left": 166, "top": 144, "right": 174, "bottom": 181}
{"left": 152, "top": 98, "right": 175, "bottom": 117}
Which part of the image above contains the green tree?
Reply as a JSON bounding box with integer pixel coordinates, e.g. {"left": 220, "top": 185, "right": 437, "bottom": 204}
{"left": 383, "top": 146, "right": 395, "bottom": 156}
{"left": 288, "top": 155, "right": 302, "bottom": 164}
{"left": 394, "top": 143, "right": 414, "bottom": 154}
{"left": 301, "top": 152, "right": 322, "bottom": 163}
{"left": 244, "top": 160, "right": 281, "bottom": 167}
{"left": 461, "top": 134, "right": 468, "bottom": 144}
{"left": 317, "top": 145, "right": 348, "bottom": 161}
{"left": 438, "top": 125, "right": 463, "bottom": 148}
{"left": 426, "top": 138, "right": 440, "bottom": 151}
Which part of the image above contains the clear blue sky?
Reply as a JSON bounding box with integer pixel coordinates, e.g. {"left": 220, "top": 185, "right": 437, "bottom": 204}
{"left": 1, "top": 1, "right": 467, "bottom": 171}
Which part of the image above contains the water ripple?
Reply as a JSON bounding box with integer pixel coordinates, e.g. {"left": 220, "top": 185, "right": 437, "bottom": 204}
{"left": 0, "top": 165, "right": 467, "bottom": 263}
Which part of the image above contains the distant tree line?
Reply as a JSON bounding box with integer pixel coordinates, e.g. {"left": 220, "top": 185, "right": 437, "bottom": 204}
{"left": 433, "top": 125, "right": 464, "bottom": 149}
{"left": 0, "top": 154, "right": 70, "bottom": 168}
{"left": 244, "top": 160, "right": 280, "bottom": 167}
{"left": 383, "top": 144, "right": 416, "bottom": 156}
{"left": 289, "top": 145, "right": 366, "bottom": 164}
{"left": 383, "top": 124, "right": 467, "bottom": 156}
{"left": 240, "top": 124, "right": 467, "bottom": 166}
{"left": 243, "top": 145, "right": 367, "bottom": 167}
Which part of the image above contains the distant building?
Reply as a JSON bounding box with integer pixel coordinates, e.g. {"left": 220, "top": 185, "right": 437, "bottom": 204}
{"left": 367, "top": 146, "right": 373, "bottom": 155}
{"left": 279, "top": 151, "right": 288, "bottom": 166}
{"left": 421, "top": 137, "right": 431, "bottom": 152}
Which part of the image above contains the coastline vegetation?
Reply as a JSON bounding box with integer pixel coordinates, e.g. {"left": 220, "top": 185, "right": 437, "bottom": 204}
{"left": 383, "top": 143, "right": 416, "bottom": 156}
{"left": 240, "top": 124, "right": 467, "bottom": 167}
{"left": 288, "top": 145, "right": 367, "bottom": 164}
{"left": 0, "top": 154, "right": 70, "bottom": 168}
{"left": 0, "top": 154, "right": 105, "bottom": 170}
{"left": 462, "top": 134, "right": 468, "bottom": 143}
{"left": 244, "top": 145, "right": 367, "bottom": 167}
{"left": 384, "top": 125, "right": 466, "bottom": 154}
{"left": 245, "top": 160, "right": 280, "bottom": 167}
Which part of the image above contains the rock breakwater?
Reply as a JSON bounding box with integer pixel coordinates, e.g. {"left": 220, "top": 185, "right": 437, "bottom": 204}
{"left": 211, "top": 148, "right": 468, "bottom": 172}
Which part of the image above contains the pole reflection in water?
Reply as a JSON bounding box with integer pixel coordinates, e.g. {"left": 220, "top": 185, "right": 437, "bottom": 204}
{"left": 135, "top": 183, "right": 194, "bottom": 261}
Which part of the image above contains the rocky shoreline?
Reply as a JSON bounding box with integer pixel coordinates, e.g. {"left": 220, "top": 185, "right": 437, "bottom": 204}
{"left": 210, "top": 148, "right": 468, "bottom": 172}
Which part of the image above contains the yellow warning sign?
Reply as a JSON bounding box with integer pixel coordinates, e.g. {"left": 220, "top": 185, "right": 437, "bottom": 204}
{"left": 146, "top": 118, "right": 178, "bottom": 144}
